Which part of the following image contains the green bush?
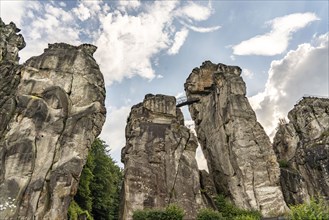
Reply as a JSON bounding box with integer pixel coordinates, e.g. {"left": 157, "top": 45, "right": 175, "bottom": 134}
{"left": 215, "top": 195, "right": 261, "bottom": 219}
{"left": 197, "top": 208, "right": 224, "bottom": 220}
{"left": 67, "top": 200, "right": 93, "bottom": 220}
{"left": 132, "top": 204, "right": 184, "bottom": 220}
{"left": 289, "top": 197, "right": 329, "bottom": 220}
{"left": 278, "top": 159, "right": 289, "bottom": 168}
{"left": 233, "top": 214, "right": 260, "bottom": 220}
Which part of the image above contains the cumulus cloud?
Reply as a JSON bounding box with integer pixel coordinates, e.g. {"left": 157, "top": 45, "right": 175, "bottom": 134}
{"left": 168, "top": 28, "right": 189, "bottom": 55}
{"left": 249, "top": 33, "right": 328, "bottom": 138}
{"left": 179, "top": 1, "right": 213, "bottom": 21}
{"left": 18, "top": 2, "right": 81, "bottom": 62}
{"left": 118, "top": 0, "right": 141, "bottom": 10}
{"left": 0, "top": 1, "right": 26, "bottom": 27}
{"left": 3, "top": 1, "right": 219, "bottom": 85}
{"left": 233, "top": 13, "right": 320, "bottom": 56}
{"left": 242, "top": 68, "right": 254, "bottom": 79}
{"left": 94, "top": 1, "right": 220, "bottom": 84}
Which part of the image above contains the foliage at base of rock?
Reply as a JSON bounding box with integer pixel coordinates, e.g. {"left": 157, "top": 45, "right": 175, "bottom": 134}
{"left": 67, "top": 200, "right": 93, "bottom": 220}
{"left": 197, "top": 208, "right": 224, "bottom": 220}
{"left": 215, "top": 195, "right": 261, "bottom": 220}
{"left": 288, "top": 197, "right": 329, "bottom": 220}
{"left": 132, "top": 204, "right": 184, "bottom": 220}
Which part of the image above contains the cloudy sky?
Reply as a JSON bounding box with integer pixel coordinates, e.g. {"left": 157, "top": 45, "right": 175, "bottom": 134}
{"left": 1, "top": 0, "right": 328, "bottom": 169}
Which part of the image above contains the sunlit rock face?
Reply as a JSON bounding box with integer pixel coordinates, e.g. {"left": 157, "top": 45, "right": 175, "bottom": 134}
{"left": 185, "top": 61, "right": 288, "bottom": 216}
{"left": 273, "top": 97, "right": 329, "bottom": 205}
{"left": 0, "top": 19, "right": 106, "bottom": 220}
{"left": 120, "top": 94, "right": 204, "bottom": 220}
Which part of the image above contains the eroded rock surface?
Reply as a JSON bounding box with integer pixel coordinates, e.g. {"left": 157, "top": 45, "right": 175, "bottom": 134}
{"left": 273, "top": 97, "right": 329, "bottom": 205}
{"left": 185, "top": 61, "right": 287, "bottom": 216}
{"left": 120, "top": 94, "right": 204, "bottom": 220}
{"left": 0, "top": 19, "right": 106, "bottom": 219}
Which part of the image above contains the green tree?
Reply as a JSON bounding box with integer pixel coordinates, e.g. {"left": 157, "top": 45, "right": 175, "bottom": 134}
{"left": 68, "top": 138, "right": 122, "bottom": 220}
{"left": 90, "top": 138, "right": 122, "bottom": 220}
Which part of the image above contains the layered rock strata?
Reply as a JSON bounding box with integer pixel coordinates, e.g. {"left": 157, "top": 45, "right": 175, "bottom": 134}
{"left": 185, "top": 61, "right": 287, "bottom": 216}
{"left": 120, "top": 94, "right": 204, "bottom": 220}
{"left": 0, "top": 19, "right": 106, "bottom": 219}
{"left": 273, "top": 97, "right": 329, "bottom": 205}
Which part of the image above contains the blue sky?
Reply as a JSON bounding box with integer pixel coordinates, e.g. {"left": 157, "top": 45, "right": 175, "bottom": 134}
{"left": 1, "top": 0, "right": 328, "bottom": 168}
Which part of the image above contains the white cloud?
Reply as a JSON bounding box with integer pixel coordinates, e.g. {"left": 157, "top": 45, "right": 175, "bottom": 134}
{"left": 181, "top": 21, "right": 221, "bottom": 33}
{"left": 0, "top": 1, "right": 26, "bottom": 27}
{"left": 2, "top": 1, "right": 220, "bottom": 85}
{"left": 242, "top": 68, "right": 254, "bottom": 79}
{"left": 100, "top": 106, "right": 131, "bottom": 165}
{"left": 19, "top": 3, "right": 80, "bottom": 62}
{"left": 59, "top": 2, "right": 66, "bottom": 7}
{"left": 119, "top": 0, "right": 141, "bottom": 10}
{"left": 94, "top": 1, "right": 179, "bottom": 84}
{"left": 179, "top": 2, "right": 213, "bottom": 21}
{"left": 73, "top": 2, "right": 91, "bottom": 21}
{"left": 233, "top": 13, "right": 320, "bottom": 56}
{"left": 249, "top": 33, "right": 329, "bottom": 138}
{"left": 168, "top": 28, "right": 189, "bottom": 55}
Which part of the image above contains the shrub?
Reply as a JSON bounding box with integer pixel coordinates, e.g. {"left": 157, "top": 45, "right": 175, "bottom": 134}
{"left": 197, "top": 208, "right": 224, "bottom": 220}
{"left": 278, "top": 159, "right": 289, "bottom": 168}
{"left": 67, "top": 200, "right": 93, "bottom": 220}
{"left": 215, "top": 195, "right": 261, "bottom": 219}
{"left": 233, "top": 214, "right": 260, "bottom": 220}
{"left": 132, "top": 204, "right": 184, "bottom": 220}
{"left": 289, "top": 197, "right": 329, "bottom": 220}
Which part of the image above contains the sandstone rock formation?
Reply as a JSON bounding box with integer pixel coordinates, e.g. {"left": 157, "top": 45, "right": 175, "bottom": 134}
{"left": 0, "top": 19, "right": 106, "bottom": 219}
{"left": 120, "top": 94, "right": 204, "bottom": 220}
{"left": 273, "top": 97, "right": 329, "bottom": 205}
{"left": 184, "top": 61, "right": 287, "bottom": 216}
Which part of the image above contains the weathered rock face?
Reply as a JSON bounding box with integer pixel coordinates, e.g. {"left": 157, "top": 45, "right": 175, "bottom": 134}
{"left": 185, "top": 61, "right": 287, "bottom": 216}
{"left": 0, "top": 18, "right": 25, "bottom": 64}
{"left": 0, "top": 19, "right": 106, "bottom": 219}
{"left": 273, "top": 97, "right": 329, "bottom": 205}
{"left": 120, "top": 94, "right": 204, "bottom": 220}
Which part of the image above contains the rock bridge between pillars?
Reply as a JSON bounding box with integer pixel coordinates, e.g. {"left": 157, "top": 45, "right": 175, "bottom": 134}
{"left": 176, "top": 96, "right": 200, "bottom": 107}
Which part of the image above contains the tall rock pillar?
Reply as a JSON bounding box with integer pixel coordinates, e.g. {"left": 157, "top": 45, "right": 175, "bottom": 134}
{"left": 0, "top": 19, "right": 106, "bottom": 219}
{"left": 120, "top": 94, "right": 204, "bottom": 220}
{"left": 185, "top": 61, "right": 287, "bottom": 216}
{"left": 273, "top": 97, "right": 329, "bottom": 205}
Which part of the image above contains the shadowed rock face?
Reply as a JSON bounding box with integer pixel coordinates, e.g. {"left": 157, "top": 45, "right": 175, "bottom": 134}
{"left": 0, "top": 19, "right": 106, "bottom": 219}
{"left": 273, "top": 97, "right": 329, "bottom": 205}
{"left": 120, "top": 94, "right": 204, "bottom": 220}
{"left": 185, "top": 61, "right": 287, "bottom": 216}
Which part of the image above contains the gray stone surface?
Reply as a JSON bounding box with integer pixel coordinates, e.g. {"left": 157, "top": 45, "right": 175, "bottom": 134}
{"left": 273, "top": 97, "right": 329, "bottom": 205}
{"left": 185, "top": 61, "right": 288, "bottom": 216}
{"left": 120, "top": 94, "right": 204, "bottom": 220}
{"left": 0, "top": 20, "right": 106, "bottom": 220}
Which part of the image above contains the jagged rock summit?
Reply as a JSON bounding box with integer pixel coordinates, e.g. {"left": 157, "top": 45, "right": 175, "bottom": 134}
{"left": 184, "top": 61, "right": 288, "bottom": 216}
{"left": 120, "top": 94, "right": 204, "bottom": 220}
{"left": 0, "top": 19, "right": 106, "bottom": 219}
{"left": 273, "top": 97, "right": 329, "bottom": 205}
